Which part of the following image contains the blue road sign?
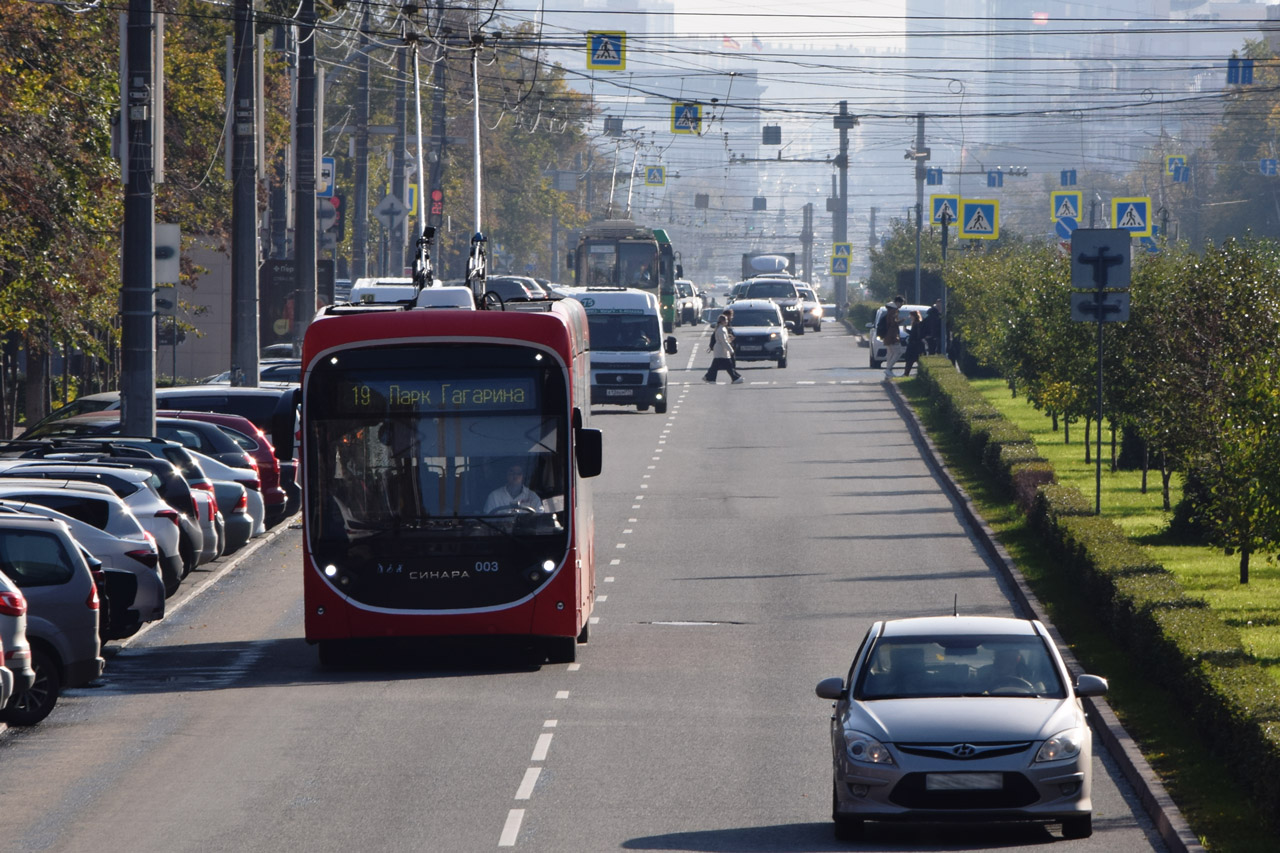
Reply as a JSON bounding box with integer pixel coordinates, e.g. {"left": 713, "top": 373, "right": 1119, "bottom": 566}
{"left": 930, "top": 194, "right": 959, "bottom": 225}
{"left": 1172, "top": 165, "right": 1191, "bottom": 183}
{"left": 1061, "top": 169, "right": 1077, "bottom": 186}
{"left": 587, "top": 32, "right": 626, "bottom": 70}
{"left": 1262, "top": 159, "right": 1278, "bottom": 176}
{"left": 1056, "top": 216, "right": 1078, "bottom": 241}
{"left": 671, "top": 103, "right": 702, "bottom": 135}
{"left": 926, "top": 167, "right": 943, "bottom": 186}
{"left": 987, "top": 170, "right": 1003, "bottom": 188}
{"left": 959, "top": 199, "right": 999, "bottom": 239}
{"left": 317, "top": 156, "right": 335, "bottom": 198}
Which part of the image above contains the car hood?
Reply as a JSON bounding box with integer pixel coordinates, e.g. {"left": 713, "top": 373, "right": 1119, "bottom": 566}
{"left": 733, "top": 325, "right": 783, "bottom": 334}
{"left": 849, "top": 697, "right": 1082, "bottom": 742}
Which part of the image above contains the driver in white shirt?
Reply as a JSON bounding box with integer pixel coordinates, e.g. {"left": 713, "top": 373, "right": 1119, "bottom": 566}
{"left": 482, "top": 464, "right": 546, "bottom": 514}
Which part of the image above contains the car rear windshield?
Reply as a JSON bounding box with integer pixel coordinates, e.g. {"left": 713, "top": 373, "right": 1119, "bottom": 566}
{"left": 855, "top": 634, "right": 1065, "bottom": 699}
{"left": 0, "top": 529, "right": 75, "bottom": 586}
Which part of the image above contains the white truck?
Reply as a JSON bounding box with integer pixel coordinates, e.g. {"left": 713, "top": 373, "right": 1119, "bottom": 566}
{"left": 561, "top": 287, "right": 676, "bottom": 414}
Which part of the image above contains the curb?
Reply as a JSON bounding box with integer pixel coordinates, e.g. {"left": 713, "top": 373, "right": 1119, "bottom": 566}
{"left": 886, "top": 380, "right": 1203, "bottom": 853}
{"left": 1, "top": 514, "right": 298, "bottom": 738}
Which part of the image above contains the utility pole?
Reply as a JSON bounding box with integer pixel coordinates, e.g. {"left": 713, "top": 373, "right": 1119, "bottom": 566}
{"left": 351, "top": 1, "right": 371, "bottom": 279}
{"left": 910, "top": 112, "right": 929, "bottom": 304}
{"left": 426, "top": 0, "right": 447, "bottom": 251}
{"left": 294, "top": 0, "right": 317, "bottom": 343}
{"left": 832, "top": 101, "right": 856, "bottom": 309}
{"left": 801, "top": 202, "right": 813, "bottom": 282}
{"left": 230, "top": 0, "right": 260, "bottom": 387}
{"left": 121, "top": 0, "right": 157, "bottom": 434}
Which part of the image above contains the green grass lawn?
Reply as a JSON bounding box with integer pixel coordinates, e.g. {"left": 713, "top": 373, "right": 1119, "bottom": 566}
{"left": 902, "top": 378, "right": 1278, "bottom": 851}
{"left": 970, "top": 378, "right": 1280, "bottom": 685}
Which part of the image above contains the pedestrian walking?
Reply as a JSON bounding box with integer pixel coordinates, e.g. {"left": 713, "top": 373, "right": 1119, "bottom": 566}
{"left": 881, "top": 305, "right": 905, "bottom": 378}
{"left": 703, "top": 314, "right": 743, "bottom": 384}
{"left": 901, "top": 310, "right": 926, "bottom": 376}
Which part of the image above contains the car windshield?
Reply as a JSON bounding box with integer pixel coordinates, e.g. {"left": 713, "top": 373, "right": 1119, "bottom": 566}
{"left": 855, "top": 634, "right": 1065, "bottom": 699}
{"left": 732, "top": 309, "right": 780, "bottom": 327}
{"left": 747, "top": 282, "right": 795, "bottom": 298}
{"left": 798, "top": 289, "right": 816, "bottom": 300}
{"left": 584, "top": 312, "right": 660, "bottom": 352}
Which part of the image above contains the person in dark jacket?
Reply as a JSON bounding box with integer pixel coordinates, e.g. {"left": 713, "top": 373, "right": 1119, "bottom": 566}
{"left": 901, "top": 310, "right": 927, "bottom": 376}
{"left": 919, "top": 302, "right": 943, "bottom": 355}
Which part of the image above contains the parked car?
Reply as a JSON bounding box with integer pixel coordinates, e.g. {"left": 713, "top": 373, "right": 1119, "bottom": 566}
{"left": 25, "top": 413, "right": 257, "bottom": 471}
{"left": 27, "top": 385, "right": 300, "bottom": 518}
{"left": 0, "top": 477, "right": 185, "bottom": 598}
{"left": 188, "top": 450, "right": 265, "bottom": 540}
{"left": 729, "top": 276, "right": 806, "bottom": 334}
{"left": 158, "top": 410, "right": 287, "bottom": 528}
{"left": 724, "top": 299, "right": 789, "bottom": 368}
{"left": 795, "top": 285, "right": 824, "bottom": 332}
{"left": 0, "top": 514, "right": 104, "bottom": 725}
{"left": 201, "top": 359, "right": 301, "bottom": 385}
{"left": 484, "top": 275, "right": 545, "bottom": 303}
{"left": 673, "top": 279, "right": 702, "bottom": 326}
{"left": 0, "top": 500, "right": 163, "bottom": 640}
{"left": 0, "top": 633, "right": 11, "bottom": 711}
{"left": 815, "top": 615, "right": 1108, "bottom": 840}
{"left": 867, "top": 302, "right": 930, "bottom": 369}
{"left": 0, "top": 568, "right": 34, "bottom": 696}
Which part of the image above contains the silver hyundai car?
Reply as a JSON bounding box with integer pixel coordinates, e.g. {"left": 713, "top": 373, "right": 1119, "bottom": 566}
{"left": 816, "top": 615, "right": 1108, "bottom": 840}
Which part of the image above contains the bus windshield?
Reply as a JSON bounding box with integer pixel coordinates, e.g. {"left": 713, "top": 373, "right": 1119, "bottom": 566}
{"left": 306, "top": 345, "right": 570, "bottom": 548}
{"left": 583, "top": 240, "right": 657, "bottom": 288}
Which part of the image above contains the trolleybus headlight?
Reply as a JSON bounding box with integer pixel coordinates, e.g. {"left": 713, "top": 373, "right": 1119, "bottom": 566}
{"left": 543, "top": 559, "right": 555, "bottom": 572}
{"left": 324, "top": 564, "right": 338, "bottom": 578}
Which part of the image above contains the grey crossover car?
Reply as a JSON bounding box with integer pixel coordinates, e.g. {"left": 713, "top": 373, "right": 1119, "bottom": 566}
{"left": 0, "top": 515, "right": 104, "bottom": 724}
{"left": 816, "top": 615, "right": 1107, "bottom": 840}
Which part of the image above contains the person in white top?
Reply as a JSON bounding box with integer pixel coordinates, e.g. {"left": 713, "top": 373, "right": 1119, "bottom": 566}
{"left": 482, "top": 464, "right": 547, "bottom": 514}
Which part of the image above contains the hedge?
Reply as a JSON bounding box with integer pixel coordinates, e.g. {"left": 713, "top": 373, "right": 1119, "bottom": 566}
{"left": 915, "top": 355, "right": 1280, "bottom": 822}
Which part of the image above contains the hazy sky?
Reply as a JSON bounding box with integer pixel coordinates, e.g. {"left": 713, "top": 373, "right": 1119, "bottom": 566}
{"left": 670, "top": 0, "right": 907, "bottom": 46}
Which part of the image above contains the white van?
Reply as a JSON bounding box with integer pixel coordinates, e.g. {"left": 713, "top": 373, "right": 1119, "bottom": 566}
{"left": 562, "top": 287, "right": 676, "bottom": 414}
{"left": 348, "top": 279, "right": 475, "bottom": 309}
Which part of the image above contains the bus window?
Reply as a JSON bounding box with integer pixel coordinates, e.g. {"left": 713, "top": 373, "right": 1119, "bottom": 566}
{"left": 586, "top": 244, "right": 616, "bottom": 286}
{"left": 619, "top": 243, "right": 656, "bottom": 288}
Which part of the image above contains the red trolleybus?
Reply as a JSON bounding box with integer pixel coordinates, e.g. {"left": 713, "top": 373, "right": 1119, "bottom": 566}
{"left": 297, "top": 298, "right": 602, "bottom": 665}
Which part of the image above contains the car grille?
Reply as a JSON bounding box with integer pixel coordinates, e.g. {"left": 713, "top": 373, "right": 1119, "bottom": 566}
{"left": 890, "top": 772, "right": 1039, "bottom": 809}
{"left": 895, "top": 741, "right": 1032, "bottom": 761}
{"left": 593, "top": 361, "right": 641, "bottom": 371}
{"left": 594, "top": 372, "right": 643, "bottom": 386}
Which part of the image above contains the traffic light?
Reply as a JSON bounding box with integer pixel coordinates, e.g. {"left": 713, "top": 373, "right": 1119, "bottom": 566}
{"left": 333, "top": 194, "right": 345, "bottom": 242}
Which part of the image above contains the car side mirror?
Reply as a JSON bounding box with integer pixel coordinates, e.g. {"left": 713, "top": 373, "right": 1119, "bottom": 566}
{"left": 575, "top": 426, "right": 603, "bottom": 478}
{"left": 272, "top": 388, "right": 300, "bottom": 461}
{"left": 815, "top": 677, "right": 845, "bottom": 700}
{"left": 664, "top": 336, "right": 677, "bottom": 355}
{"left": 1074, "top": 674, "right": 1108, "bottom": 697}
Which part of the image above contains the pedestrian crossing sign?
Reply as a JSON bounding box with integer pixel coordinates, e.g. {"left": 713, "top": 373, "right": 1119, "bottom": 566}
{"left": 930, "top": 194, "right": 960, "bottom": 225}
{"left": 958, "top": 199, "right": 999, "bottom": 239}
{"left": 645, "top": 165, "right": 665, "bottom": 187}
{"left": 1112, "top": 197, "right": 1151, "bottom": 237}
{"left": 830, "top": 255, "right": 849, "bottom": 275}
{"left": 587, "top": 32, "right": 626, "bottom": 70}
{"left": 1051, "top": 191, "right": 1081, "bottom": 222}
{"left": 671, "top": 103, "right": 702, "bottom": 135}
{"left": 832, "top": 242, "right": 851, "bottom": 257}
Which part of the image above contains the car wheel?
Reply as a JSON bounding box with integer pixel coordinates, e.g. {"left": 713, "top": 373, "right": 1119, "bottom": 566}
{"left": 870, "top": 357, "right": 882, "bottom": 369}
{"left": 778, "top": 353, "right": 788, "bottom": 368}
{"left": 1061, "top": 815, "right": 1092, "bottom": 839}
{"left": 832, "top": 783, "right": 864, "bottom": 841}
{"left": 655, "top": 399, "right": 668, "bottom": 414}
{"left": 544, "top": 635, "right": 577, "bottom": 664}
{"left": 813, "top": 321, "right": 822, "bottom": 332}
{"left": 3, "top": 646, "right": 61, "bottom": 726}
{"left": 795, "top": 323, "right": 805, "bottom": 335}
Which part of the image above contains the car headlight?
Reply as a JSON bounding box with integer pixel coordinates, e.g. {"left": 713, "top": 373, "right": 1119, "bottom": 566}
{"left": 768, "top": 332, "right": 778, "bottom": 340}
{"left": 1035, "top": 728, "right": 1086, "bottom": 762}
{"left": 841, "top": 730, "right": 895, "bottom": 765}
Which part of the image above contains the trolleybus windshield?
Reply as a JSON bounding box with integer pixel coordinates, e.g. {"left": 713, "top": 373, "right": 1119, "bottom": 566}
{"left": 585, "top": 240, "right": 657, "bottom": 289}
{"left": 304, "top": 344, "right": 571, "bottom": 610}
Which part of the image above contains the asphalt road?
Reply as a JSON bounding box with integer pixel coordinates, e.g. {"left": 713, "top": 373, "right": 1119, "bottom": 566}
{"left": 0, "top": 320, "right": 1169, "bottom": 852}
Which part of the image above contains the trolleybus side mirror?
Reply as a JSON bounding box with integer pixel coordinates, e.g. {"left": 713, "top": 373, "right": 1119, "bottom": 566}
{"left": 565, "top": 250, "right": 575, "bottom": 270}
{"left": 664, "top": 335, "right": 677, "bottom": 356}
{"left": 575, "top": 427, "right": 603, "bottom": 478}
{"left": 272, "top": 388, "right": 300, "bottom": 461}
{"left": 676, "top": 264, "right": 684, "bottom": 279}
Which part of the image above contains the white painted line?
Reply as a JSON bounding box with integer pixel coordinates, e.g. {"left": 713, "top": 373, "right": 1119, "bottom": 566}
{"left": 544, "top": 720, "right": 558, "bottom": 727}
{"left": 623, "top": 528, "right": 632, "bottom": 534}
{"left": 631, "top": 504, "right": 641, "bottom": 509}
{"left": 567, "top": 662, "right": 580, "bottom": 672}
{"left": 532, "top": 733, "right": 553, "bottom": 761}
{"left": 515, "top": 767, "right": 541, "bottom": 799}
{"left": 604, "top": 576, "right": 615, "bottom": 582}
{"left": 589, "top": 616, "right": 600, "bottom": 625}
{"left": 798, "top": 380, "right": 816, "bottom": 385}
{"left": 610, "top": 559, "right": 621, "bottom": 566}
{"left": 499, "top": 810, "right": 524, "bottom": 847}
{"left": 596, "top": 595, "right": 607, "bottom": 602}
{"left": 646, "top": 465, "right": 655, "bottom": 470}
{"left": 616, "top": 543, "right": 626, "bottom": 549}
{"left": 628, "top": 518, "right": 638, "bottom": 523}
{"left": 556, "top": 690, "right": 570, "bottom": 699}
{"left": 640, "top": 484, "right": 648, "bottom": 489}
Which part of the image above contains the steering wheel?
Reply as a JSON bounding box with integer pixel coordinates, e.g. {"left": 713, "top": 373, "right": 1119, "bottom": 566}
{"left": 493, "top": 505, "right": 537, "bottom": 516}
{"left": 989, "top": 675, "right": 1035, "bottom": 692}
